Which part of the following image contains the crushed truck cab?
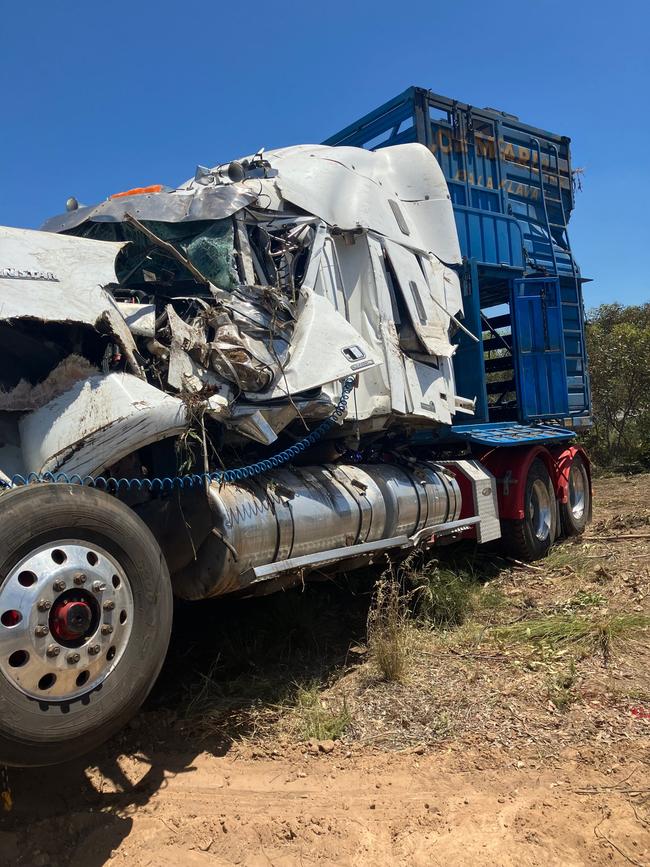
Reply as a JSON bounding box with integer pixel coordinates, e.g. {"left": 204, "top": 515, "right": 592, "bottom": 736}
{"left": 0, "top": 88, "right": 592, "bottom": 766}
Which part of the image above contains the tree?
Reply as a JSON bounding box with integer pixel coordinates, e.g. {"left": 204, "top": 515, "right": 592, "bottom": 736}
{"left": 584, "top": 303, "right": 650, "bottom": 467}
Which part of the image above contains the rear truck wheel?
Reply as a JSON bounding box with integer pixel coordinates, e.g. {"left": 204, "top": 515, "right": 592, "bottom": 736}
{"left": 0, "top": 483, "right": 172, "bottom": 767}
{"left": 560, "top": 453, "right": 590, "bottom": 536}
{"left": 501, "top": 458, "right": 557, "bottom": 561}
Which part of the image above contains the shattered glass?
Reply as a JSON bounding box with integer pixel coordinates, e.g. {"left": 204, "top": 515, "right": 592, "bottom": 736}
{"left": 74, "top": 219, "right": 238, "bottom": 292}
{"left": 183, "top": 220, "right": 237, "bottom": 290}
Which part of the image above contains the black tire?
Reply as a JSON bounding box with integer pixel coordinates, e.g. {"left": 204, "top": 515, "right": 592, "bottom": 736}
{"left": 501, "top": 458, "right": 557, "bottom": 562}
{"left": 560, "top": 453, "right": 590, "bottom": 537}
{"left": 0, "top": 484, "right": 172, "bottom": 767}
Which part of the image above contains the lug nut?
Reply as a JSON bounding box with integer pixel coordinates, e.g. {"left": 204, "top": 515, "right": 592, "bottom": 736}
{"left": 53, "top": 579, "right": 66, "bottom": 592}
{"left": 46, "top": 644, "right": 61, "bottom": 657}
{"left": 101, "top": 624, "right": 113, "bottom": 635}
{"left": 103, "top": 600, "right": 115, "bottom": 611}
{"left": 66, "top": 652, "right": 80, "bottom": 664}
{"left": 37, "top": 599, "right": 52, "bottom": 612}
{"left": 73, "top": 573, "right": 87, "bottom": 586}
{"left": 34, "top": 625, "right": 49, "bottom": 637}
{"left": 92, "top": 581, "right": 106, "bottom": 593}
{"left": 88, "top": 644, "right": 101, "bottom": 656}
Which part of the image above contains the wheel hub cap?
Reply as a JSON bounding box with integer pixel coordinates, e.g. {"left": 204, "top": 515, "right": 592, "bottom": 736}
{"left": 569, "top": 464, "right": 586, "bottom": 521}
{"left": 529, "top": 479, "right": 552, "bottom": 542}
{"left": 0, "top": 541, "right": 134, "bottom": 701}
{"left": 50, "top": 597, "right": 95, "bottom": 642}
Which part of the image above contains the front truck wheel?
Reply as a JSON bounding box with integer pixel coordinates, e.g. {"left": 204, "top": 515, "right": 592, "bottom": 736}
{"left": 0, "top": 484, "right": 172, "bottom": 767}
{"left": 501, "top": 458, "right": 557, "bottom": 561}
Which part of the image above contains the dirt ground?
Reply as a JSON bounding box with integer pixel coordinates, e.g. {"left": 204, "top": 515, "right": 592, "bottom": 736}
{"left": 1, "top": 474, "right": 650, "bottom": 866}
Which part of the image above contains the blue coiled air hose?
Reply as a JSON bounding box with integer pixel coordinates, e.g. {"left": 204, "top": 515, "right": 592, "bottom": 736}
{"left": 4, "top": 376, "right": 357, "bottom": 493}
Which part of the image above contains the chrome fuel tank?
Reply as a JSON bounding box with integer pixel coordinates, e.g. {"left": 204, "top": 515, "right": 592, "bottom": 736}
{"left": 172, "top": 461, "right": 461, "bottom": 600}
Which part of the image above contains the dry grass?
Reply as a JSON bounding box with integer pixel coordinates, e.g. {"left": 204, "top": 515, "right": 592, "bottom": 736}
{"left": 293, "top": 683, "right": 351, "bottom": 741}
{"left": 542, "top": 542, "right": 602, "bottom": 576}
{"left": 178, "top": 657, "right": 282, "bottom": 742}
{"left": 546, "top": 661, "right": 578, "bottom": 711}
{"left": 367, "top": 576, "right": 413, "bottom": 682}
{"left": 491, "top": 613, "right": 650, "bottom": 663}
{"left": 410, "top": 563, "right": 476, "bottom": 626}
{"left": 566, "top": 590, "right": 608, "bottom": 609}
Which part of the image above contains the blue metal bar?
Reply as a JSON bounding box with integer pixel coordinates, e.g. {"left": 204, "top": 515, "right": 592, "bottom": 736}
{"left": 549, "top": 144, "right": 575, "bottom": 274}
{"left": 322, "top": 87, "right": 416, "bottom": 147}
{"left": 531, "top": 138, "right": 559, "bottom": 275}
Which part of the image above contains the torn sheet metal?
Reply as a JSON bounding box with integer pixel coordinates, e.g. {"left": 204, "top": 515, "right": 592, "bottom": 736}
{"left": 258, "top": 291, "right": 381, "bottom": 400}
{"left": 0, "top": 355, "right": 97, "bottom": 412}
{"left": 40, "top": 183, "right": 258, "bottom": 234}
{"left": 313, "top": 232, "right": 397, "bottom": 419}
{"left": 0, "top": 140, "right": 477, "bottom": 493}
{"left": 160, "top": 305, "right": 224, "bottom": 393}
{"left": 168, "top": 344, "right": 225, "bottom": 393}
{"left": 240, "top": 144, "right": 462, "bottom": 265}
{"left": 205, "top": 307, "right": 278, "bottom": 393}
{"left": 19, "top": 373, "right": 187, "bottom": 477}
{"left": 116, "top": 302, "right": 155, "bottom": 338}
{"left": 403, "top": 357, "right": 453, "bottom": 425}
{"left": 225, "top": 402, "right": 299, "bottom": 443}
{"left": 383, "top": 238, "right": 455, "bottom": 358}
{"left": 420, "top": 253, "right": 463, "bottom": 325}
{"left": 226, "top": 409, "right": 278, "bottom": 445}
{"left": 0, "top": 226, "right": 142, "bottom": 376}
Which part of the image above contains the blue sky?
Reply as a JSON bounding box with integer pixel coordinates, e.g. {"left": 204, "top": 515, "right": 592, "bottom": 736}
{"left": 2, "top": 0, "right": 648, "bottom": 308}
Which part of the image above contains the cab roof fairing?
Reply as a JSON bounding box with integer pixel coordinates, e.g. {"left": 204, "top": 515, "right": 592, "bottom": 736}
{"left": 41, "top": 143, "right": 461, "bottom": 266}
{"left": 40, "top": 183, "right": 259, "bottom": 234}
{"left": 202, "top": 143, "right": 463, "bottom": 266}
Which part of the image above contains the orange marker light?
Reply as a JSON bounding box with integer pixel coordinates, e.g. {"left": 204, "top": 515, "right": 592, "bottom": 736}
{"left": 109, "top": 184, "right": 163, "bottom": 200}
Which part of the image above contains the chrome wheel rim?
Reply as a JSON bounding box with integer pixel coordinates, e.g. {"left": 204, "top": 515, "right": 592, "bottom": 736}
{"left": 529, "top": 479, "right": 552, "bottom": 541}
{"left": 568, "top": 464, "right": 586, "bottom": 521}
{"left": 0, "top": 540, "right": 133, "bottom": 701}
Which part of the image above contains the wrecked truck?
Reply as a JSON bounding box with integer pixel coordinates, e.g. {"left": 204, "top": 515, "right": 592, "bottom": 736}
{"left": 0, "top": 87, "right": 592, "bottom": 767}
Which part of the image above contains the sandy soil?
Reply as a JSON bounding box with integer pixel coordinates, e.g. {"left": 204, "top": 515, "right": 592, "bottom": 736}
{"left": 1, "top": 474, "right": 649, "bottom": 866}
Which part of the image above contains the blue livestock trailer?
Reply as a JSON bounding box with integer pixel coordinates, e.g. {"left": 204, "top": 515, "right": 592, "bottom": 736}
{"left": 324, "top": 86, "right": 591, "bottom": 448}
